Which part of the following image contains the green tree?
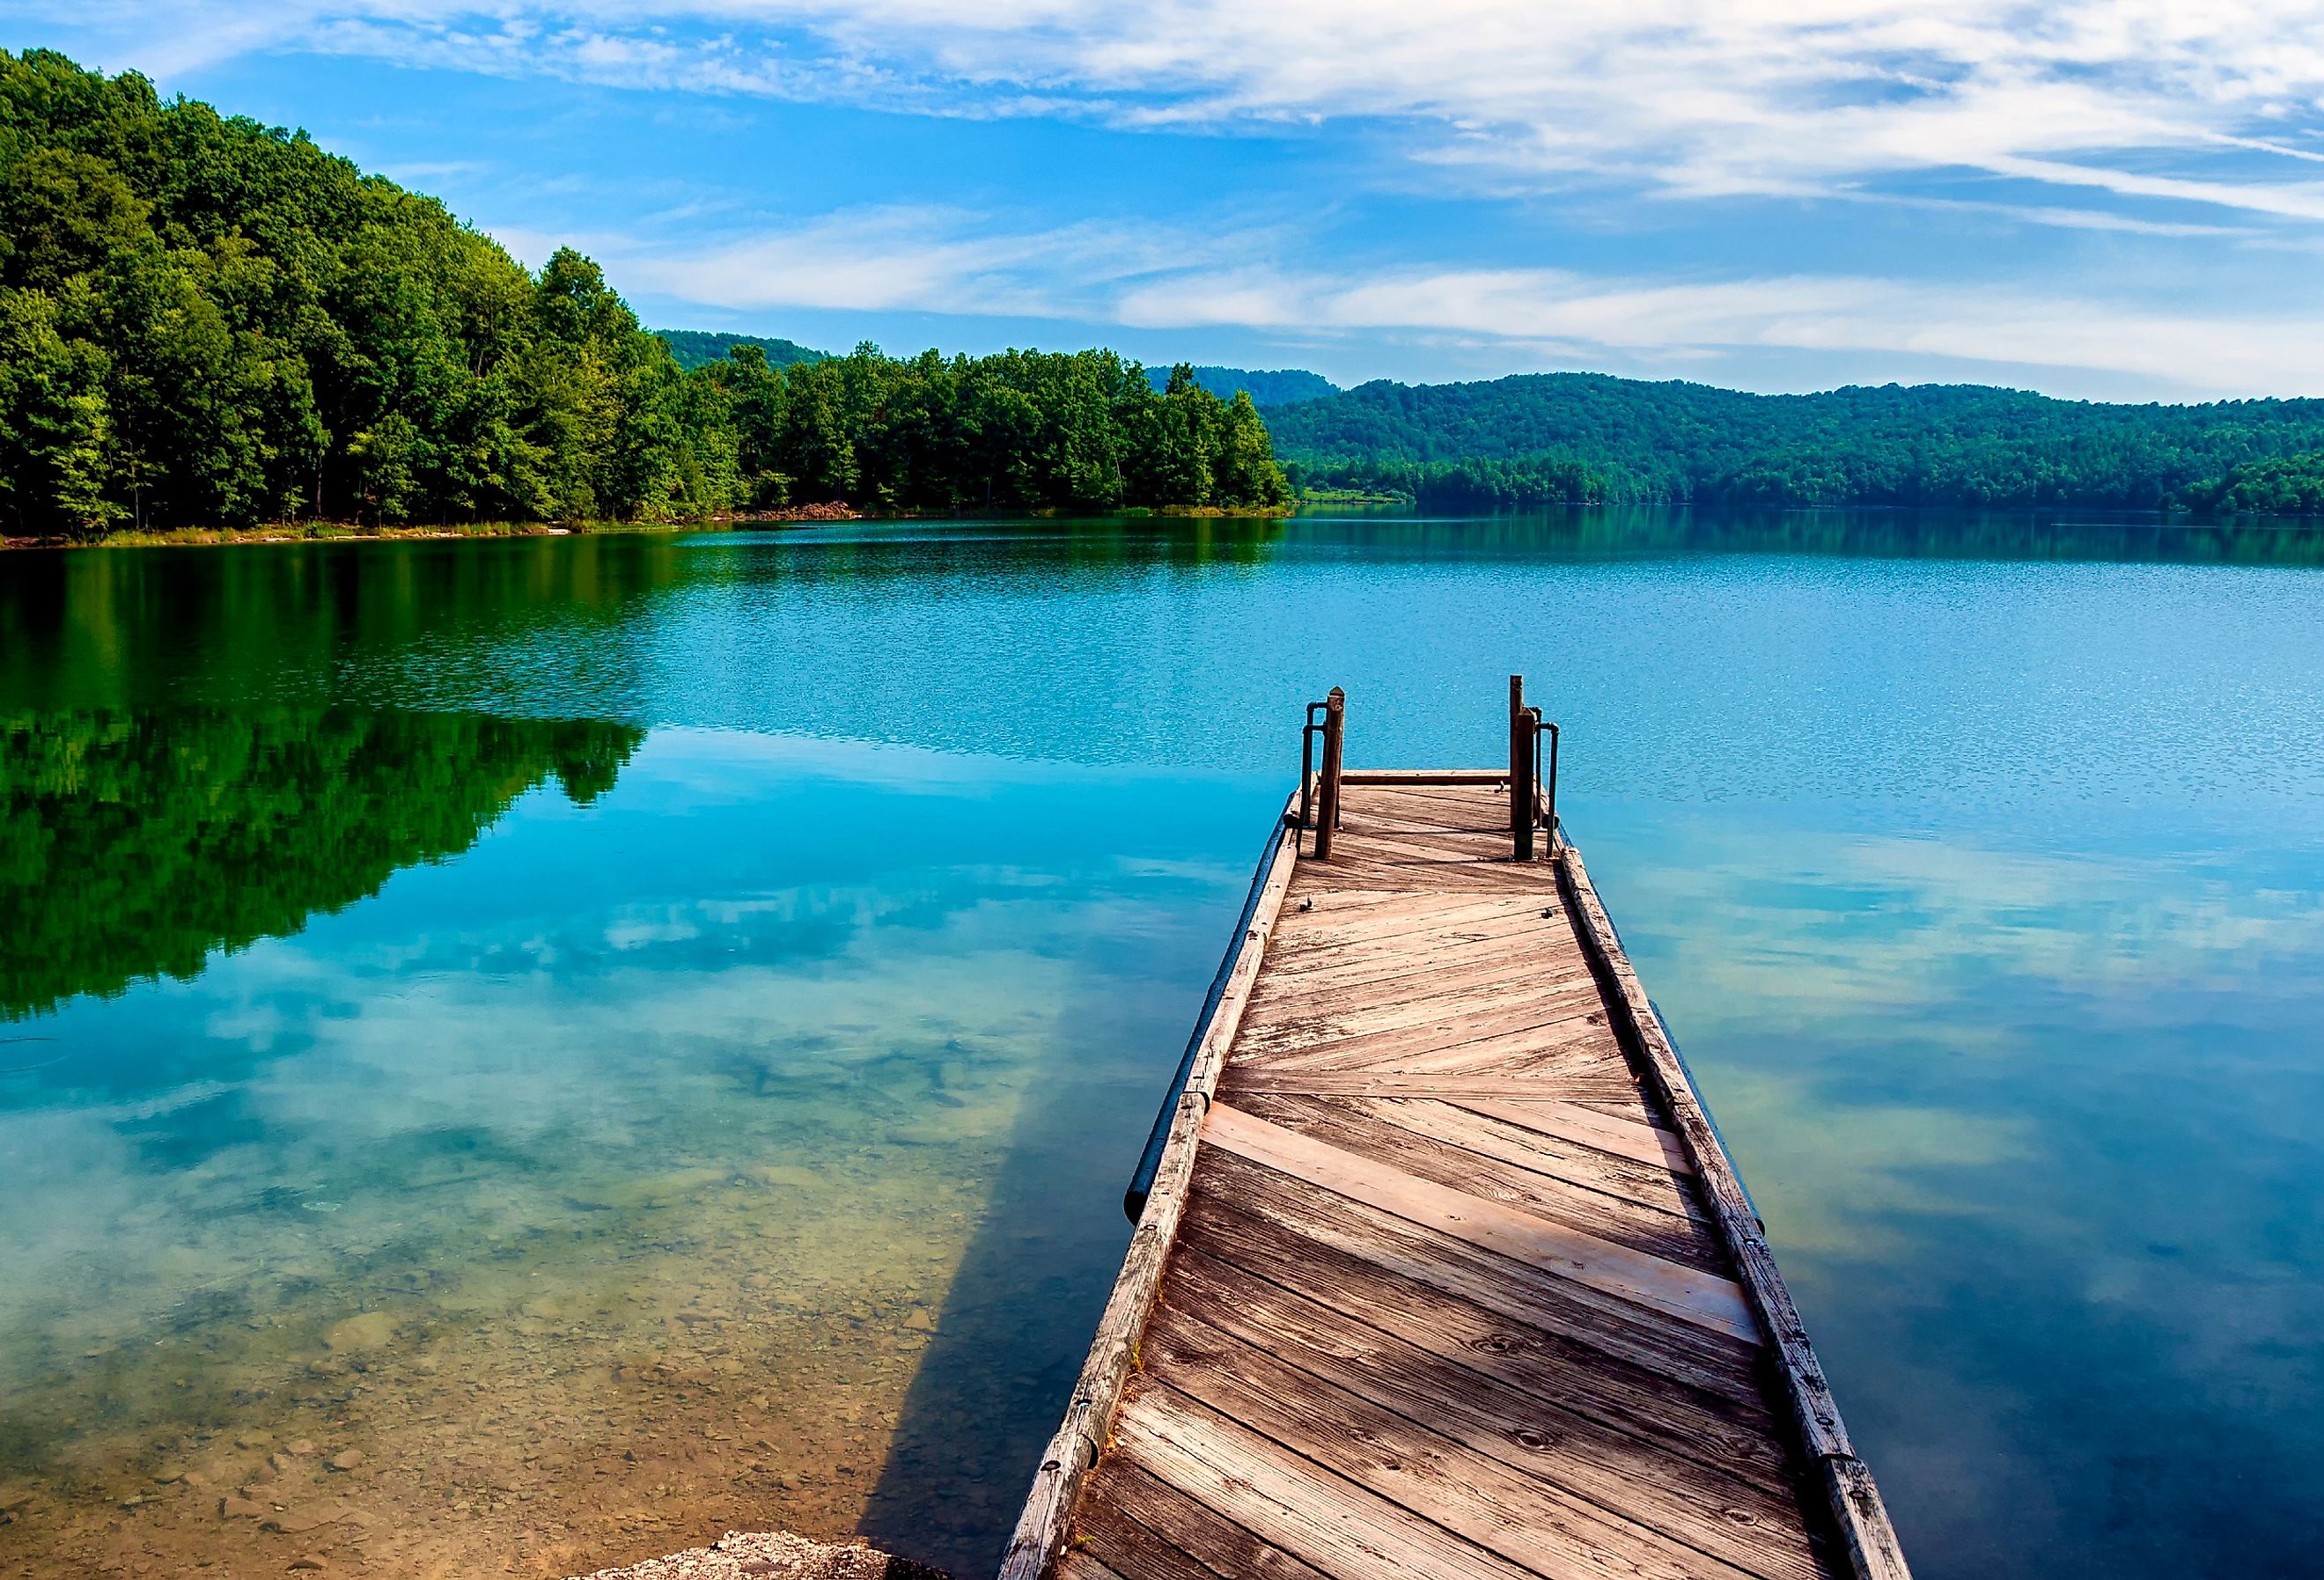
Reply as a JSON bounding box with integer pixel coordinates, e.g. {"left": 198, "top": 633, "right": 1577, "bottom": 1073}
{"left": 0, "top": 48, "right": 1298, "bottom": 535}
{"left": 0, "top": 287, "right": 116, "bottom": 534}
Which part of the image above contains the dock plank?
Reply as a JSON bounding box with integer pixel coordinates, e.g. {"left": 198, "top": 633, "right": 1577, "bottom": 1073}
{"left": 1223, "top": 1091, "right": 1718, "bottom": 1270}
{"left": 1192, "top": 1146, "right": 1769, "bottom": 1405}
{"left": 1117, "top": 1381, "right": 1567, "bottom": 1580}
{"left": 1008, "top": 776, "right": 1897, "bottom": 1580}
{"left": 1145, "top": 1288, "right": 1824, "bottom": 1580}
{"left": 1079, "top": 1460, "right": 1335, "bottom": 1580}
{"left": 1202, "top": 1102, "right": 1757, "bottom": 1341}
{"left": 1176, "top": 1194, "right": 1791, "bottom": 1478}
{"left": 1254, "top": 1096, "right": 1710, "bottom": 1236}
{"left": 1141, "top": 1310, "right": 1775, "bottom": 1580}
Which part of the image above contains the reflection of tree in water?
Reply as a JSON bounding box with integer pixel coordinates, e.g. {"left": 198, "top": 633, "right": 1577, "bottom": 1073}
{"left": 0, "top": 709, "right": 644, "bottom": 1021}
{"left": 1303, "top": 507, "right": 2324, "bottom": 566}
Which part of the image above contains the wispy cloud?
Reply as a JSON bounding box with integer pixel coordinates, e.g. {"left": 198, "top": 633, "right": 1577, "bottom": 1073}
{"left": 540, "top": 205, "right": 1263, "bottom": 318}
{"left": 27, "top": 1, "right": 2324, "bottom": 395}
{"left": 550, "top": 195, "right": 2324, "bottom": 392}
{"left": 47, "top": 1, "right": 2324, "bottom": 228}
{"left": 1114, "top": 264, "right": 2324, "bottom": 393}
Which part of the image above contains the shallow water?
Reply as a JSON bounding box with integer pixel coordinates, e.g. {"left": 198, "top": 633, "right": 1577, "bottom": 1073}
{"left": 3, "top": 511, "right": 2320, "bottom": 1579}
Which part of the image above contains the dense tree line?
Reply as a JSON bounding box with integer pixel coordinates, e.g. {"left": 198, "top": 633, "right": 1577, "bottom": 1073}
{"left": 2173, "top": 450, "right": 2324, "bottom": 517}
{"left": 0, "top": 50, "right": 1289, "bottom": 538}
{"left": 688, "top": 345, "right": 1287, "bottom": 513}
{"left": 1144, "top": 364, "right": 1340, "bottom": 408}
{"left": 1268, "top": 371, "right": 2324, "bottom": 512}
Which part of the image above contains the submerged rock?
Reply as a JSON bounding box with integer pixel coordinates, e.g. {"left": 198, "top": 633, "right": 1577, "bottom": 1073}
{"left": 567, "top": 1529, "right": 952, "bottom": 1580}
{"left": 324, "top": 1313, "right": 394, "bottom": 1352}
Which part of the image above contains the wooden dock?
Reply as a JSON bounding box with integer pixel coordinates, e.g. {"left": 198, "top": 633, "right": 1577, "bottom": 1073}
{"left": 1000, "top": 684, "right": 1908, "bottom": 1580}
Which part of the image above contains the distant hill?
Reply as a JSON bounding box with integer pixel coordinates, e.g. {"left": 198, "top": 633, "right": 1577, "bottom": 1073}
{"left": 1265, "top": 372, "right": 2324, "bottom": 511}
{"left": 657, "top": 328, "right": 827, "bottom": 371}
{"left": 1146, "top": 365, "right": 1341, "bottom": 408}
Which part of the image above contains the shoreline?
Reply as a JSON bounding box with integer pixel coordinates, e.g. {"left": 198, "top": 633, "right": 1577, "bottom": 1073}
{"left": 1, "top": 503, "right": 1302, "bottom": 553}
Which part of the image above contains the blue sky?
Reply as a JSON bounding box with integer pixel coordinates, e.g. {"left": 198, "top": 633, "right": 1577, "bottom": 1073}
{"left": 17, "top": 2, "right": 2324, "bottom": 400}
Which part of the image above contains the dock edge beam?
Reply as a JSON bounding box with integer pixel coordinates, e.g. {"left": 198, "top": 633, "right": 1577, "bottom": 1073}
{"left": 1554, "top": 841, "right": 1914, "bottom": 1580}
{"left": 996, "top": 791, "right": 1304, "bottom": 1580}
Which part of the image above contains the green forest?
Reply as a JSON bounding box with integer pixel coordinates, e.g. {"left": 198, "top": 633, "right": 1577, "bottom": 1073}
{"left": 1266, "top": 373, "right": 2324, "bottom": 513}
{"left": 1144, "top": 364, "right": 1340, "bottom": 408}
{"left": 0, "top": 49, "right": 1291, "bottom": 539}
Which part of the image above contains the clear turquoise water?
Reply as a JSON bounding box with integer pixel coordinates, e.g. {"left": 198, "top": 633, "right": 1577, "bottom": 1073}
{"left": 3, "top": 514, "right": 2320, "bottom": 1578}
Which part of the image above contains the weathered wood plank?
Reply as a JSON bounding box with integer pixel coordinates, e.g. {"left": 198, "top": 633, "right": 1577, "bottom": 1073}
{"left": 1239, "top": 1010, "right": 1617, "bottom": 1083}
{"left": 1115, "top": 1381, "right": 1566, "bottom": 1580}
{"left": 1081, "top": 1460, "right": 1335, "bottom": 1580}
{"left": 1202, "top": 1103, "right": 1758, "bottom": 1341}
{"left": 1254, "top": 944, "right": 1592, "bottom": 1015}
{"left": 1245, "top": 963, "right": 1594, "bottom": 1035}
{"left": 1153, "top": 1266, "right": 1828, "bottom": 1580}
{"left": 1265, "top": 894, "right": 1560, "bottom": 941}
{"left": 1054, "top": 1549, "right": 1134, "bottom": 1580}
{"left": 1178, "top": 1195, "right": 1790, "bottom": 1478}
{"left": 1219, "top": 1063, "right": 1640, "bottom": 1102}
{"left": 1448, "top": 1097, "right": 1696, "bottom": 1174}
{"left": 1339, "top": 1095, "right": 1703, "bottom": 1217}
{"left": 1338, "top": 768, "right": 1511, "bottom": 784}
{"left": 1252, "top": 921, "right": 1582, "bottom": 995}
{"left": 1287, "top": 855, "right": 1557, "bottom": 893}
{"left": 1192, "top": 1149, "right": 1766, "bottom": 1401}
{"left": 1141, "top": 1310, "right": 1769, "bottom": 1580}
{"left": 1239, "top": 988, "right": 1608, "bottom": 1071}
{"left": 1239, "top": 971, "right": 1600, "bottom": 1056}
{"left": 1269, "top": 894, "right": 1554, "bottom": 949}
{"left": 1225, "top": 1091, "right": 1718, "bottom": 1271}
{"left": 1272, "top": 1017, "right": 1625, "bottom": 1079}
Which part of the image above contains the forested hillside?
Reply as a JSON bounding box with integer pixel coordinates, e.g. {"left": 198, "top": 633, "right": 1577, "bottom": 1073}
{"left": 657, "top": 328, "right": 824, "bottom": 371}
{"left": 1144, "top": 364, "right": 1341, "bottom": 408}
{"left": 0, "top": 50, "right": 1290, "bottom": 538}
{"left": 1268, "top": 373, "right": 2324, "bottom": 511}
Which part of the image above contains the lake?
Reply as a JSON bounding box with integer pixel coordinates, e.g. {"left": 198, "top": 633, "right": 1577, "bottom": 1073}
{"left": 2, "top": 511, "right": 2320, "bottom": 1580}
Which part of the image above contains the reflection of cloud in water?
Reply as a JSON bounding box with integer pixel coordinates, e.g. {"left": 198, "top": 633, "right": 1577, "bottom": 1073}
{"left": 1697, "top": 1068, "right": 2034, "bottom": 1258}
{"left": 0, "top": 882, "right": 1076, "bottom": 1358}
{"left": 0, "top": 732, "right": 1260, "bottom": 1575}
{"left": 1642, "top": 827, "right": 2324, "bottom": 1041}
{"left": 1577, "top": 798, "right": 2324, "bottom": 1574}
{"left": 1588, "top": 810, "right": 2324, "bottom": 1266}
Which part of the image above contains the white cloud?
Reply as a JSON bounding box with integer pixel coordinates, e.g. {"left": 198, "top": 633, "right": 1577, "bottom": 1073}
{"left": 38, "top": 2, "right": 2324, "bottom": 225}
{"left": 517, "top": 204, "right": 1273, "bottom": 319}
{"left": 30, "top": 2, "right": 2324, "bottom": 393}
{"left": 1115, "top": 263, "right": 2324, "bottom": 393}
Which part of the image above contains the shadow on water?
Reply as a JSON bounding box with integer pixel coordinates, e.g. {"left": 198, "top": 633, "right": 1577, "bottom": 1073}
{"left": 855, "top": 819, "right": 1277, "bottom": 1576}
{"left": 857, "top": 1021, "right": 1148, "bottom": 1576}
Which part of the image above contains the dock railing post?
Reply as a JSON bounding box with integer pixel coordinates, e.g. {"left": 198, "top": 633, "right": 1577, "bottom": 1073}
{"left": 1314, "top": 686, "right": 1346, "bottom": 859}
{"left": 1510, "top": 674, "right": 1536, "bottom": 860}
